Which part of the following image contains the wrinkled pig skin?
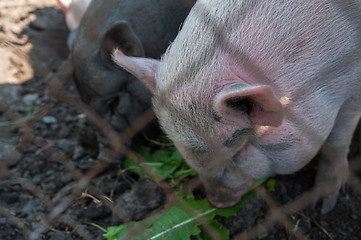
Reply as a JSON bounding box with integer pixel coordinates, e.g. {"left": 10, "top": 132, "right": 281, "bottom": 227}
{"left": 113, "top": 0, "right": 361, "bottom": 213}
{"left": 70, "top": 0, "right": 194, "bottom": 140}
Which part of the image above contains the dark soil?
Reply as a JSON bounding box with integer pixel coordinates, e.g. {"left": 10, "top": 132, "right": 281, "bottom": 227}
{"left": 0, "top": 1, "right": 360, "bottom": 240}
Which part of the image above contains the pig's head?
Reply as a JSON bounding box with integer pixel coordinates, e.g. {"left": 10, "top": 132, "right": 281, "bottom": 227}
{"left": 112, "top": 0, "right": 361, "bottom": 209}
{"left": 113, "top": 48, "right": 284, "bottom": 208}
{"left": 70, "top": 0, "right": 192, "bottom": 135}
{"left": 72, "top": 19, "right": 146, "bottom": 102}
{"left": 110, "top": 0, "right": 285, "bottom": 207}
{"left": 72, "top": 17, "right": 153, "bottom": 132}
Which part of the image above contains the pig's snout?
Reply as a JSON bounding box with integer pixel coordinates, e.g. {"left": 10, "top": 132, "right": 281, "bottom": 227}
{"left": 200, "top": 167, "right": 253, "bottom": 208}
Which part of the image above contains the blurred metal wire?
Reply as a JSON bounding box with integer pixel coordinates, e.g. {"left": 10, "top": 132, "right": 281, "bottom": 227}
{"left": 0, "top": 0, "right": 360, "bottom": 240}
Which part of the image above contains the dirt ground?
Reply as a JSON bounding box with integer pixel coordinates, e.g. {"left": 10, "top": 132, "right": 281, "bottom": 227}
{"left": 0, "top": 1, "right": 360, "bottom": 239}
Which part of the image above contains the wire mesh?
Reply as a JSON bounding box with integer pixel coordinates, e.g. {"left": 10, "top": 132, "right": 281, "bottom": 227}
{"left": 0, "top": 0, "right": 360, "bottom": 239}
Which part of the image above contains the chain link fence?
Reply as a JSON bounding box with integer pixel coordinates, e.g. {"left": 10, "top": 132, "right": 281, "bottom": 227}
{"left": 0, "top": 0, "right": 360, "bottom": 239}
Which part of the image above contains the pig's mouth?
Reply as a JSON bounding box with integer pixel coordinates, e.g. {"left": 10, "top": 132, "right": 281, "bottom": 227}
{"left": 206, "top": 185, "right": 249, "bottom": 208}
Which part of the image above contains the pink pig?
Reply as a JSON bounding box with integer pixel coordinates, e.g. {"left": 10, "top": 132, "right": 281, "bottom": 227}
{"left": 113, "top": 0, "right": 361, "bottom": 213}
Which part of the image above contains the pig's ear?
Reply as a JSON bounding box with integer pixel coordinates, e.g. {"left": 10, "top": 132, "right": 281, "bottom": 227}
{"left": 57, "top": 0, "right": 71, "bottom": 12}
{"left": 101, "top": 21, "right": 145, "bottom": 57}
{"left": 112, "top": 49, "right": 159, "bottom": 93}
{"left": 214, "top": 84, "right": 283, "bottom": 127}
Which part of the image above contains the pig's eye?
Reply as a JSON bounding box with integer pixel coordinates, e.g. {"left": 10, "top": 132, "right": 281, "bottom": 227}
{"left": 225, "top": 97, "right": 253, "bottom": 115}
{"left": 184, "top": 144, "right": 208, "bottom": 155}
{"left": 191, "top": 147, "right": 207, "bottom": 155}
{"left": 223, "top": 128, "right": 254, "bottom": 148}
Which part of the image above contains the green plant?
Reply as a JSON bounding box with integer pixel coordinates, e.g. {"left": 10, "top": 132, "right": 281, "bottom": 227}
{"left": 0, "top": 106, "right": 35, "bottom": 126}
{"left": 104, "top": 191, "right": 257, "bottom": 240}
{"left": 102, "top": 136, "right": 276, "bottom": 240}
{"left": 123, "top": 136, "right": 197, "bottom": 185}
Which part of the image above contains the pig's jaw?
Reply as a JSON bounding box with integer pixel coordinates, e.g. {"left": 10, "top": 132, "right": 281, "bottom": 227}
{"left": 208, "top": 195, "right": 241, "bottom": 209}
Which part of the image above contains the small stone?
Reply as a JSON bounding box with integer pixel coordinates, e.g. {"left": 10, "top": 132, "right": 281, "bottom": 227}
{"left": 257, "top": 224, "right": 268, "bottom": 239}
{"left": 56, "top": 139, "right": 75, "bottom": 155}
{"left": 0, "top": 144, "right": 16, "bottom": 159}
{"left": 60, "top": 173, "right": 73, "bottom": 185}
{"left": 0, "top": 84, "right": 21, "bottom": 105}
{"left": 77, "top": 158, "right": 95, "bottom": 170}
{"left": 1, "top": 192, "right": 20, "bottom": 204}
{"left": 43, "top": 182, "right": 57, "bottom": 193}
{"left": 350, "top": 214, "right": 358, "bottom": 220}
{"left": 73, "top": 145, "right": 85, "bottom": 160}
{"left": 113, "top": 178, "right": 164, "bottom": 222}
{"left": 65, "top": 115, "right": 75, "bottom": 123}
{"left": 51, "top": 123, "right": 60, "bottom": 131}
{"left": 58, "top": 126, "right": 71, "bottom": 138}
{"left": 46, "top": 232, "right": 68, "bottom": 240}
{"left": 42, "top": 116, "right": 57, "bottom": 124}
{"left": 22, "top": 93, "right": 39, "bottom": 106}
{"left": 32, "top": 175, "right": 42, "bottom": 185}
{"left": 320, "top": 221, "right": 329, "bottom": 228}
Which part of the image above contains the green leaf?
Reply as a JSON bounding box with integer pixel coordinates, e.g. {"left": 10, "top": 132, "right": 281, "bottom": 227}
{"left": 105, "top": 204, "right": 206, "bottom": 240}
{"left": 123, "top": 144, "right": 196, "bottom": 182}
{"left": 104, "top": 192, "right": 259, "bottom": 240}
{"left": 24, "top": 106, "right": 35, "bottom": 113}
{"left": 266, "top": 178, "right": 276, "bottom": 192}
{"left": 214, "top": 191, "right": 256, "bottom": 218}
{"left": 88, "top": 222, "right": 107, "bottom": 233}
{"left": 197, "top": 219, "right": 229, "bottom": 240}
{"left": 104, "top": 224, "right": 128, "bottom": 240}
{"left": 122, "top": 159, "right": 145, "bottom": 177}
{"left": 147, "top": 205, "right": 204, "bottom": 240}
{"left": 104, "top": 193, "right": 216, "bottom": 240}
{"left": 0, "top": 110, "right": 32, "bottom": 127}
{"left": 173, "top": 168, "right": 198, "bottom": 179}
